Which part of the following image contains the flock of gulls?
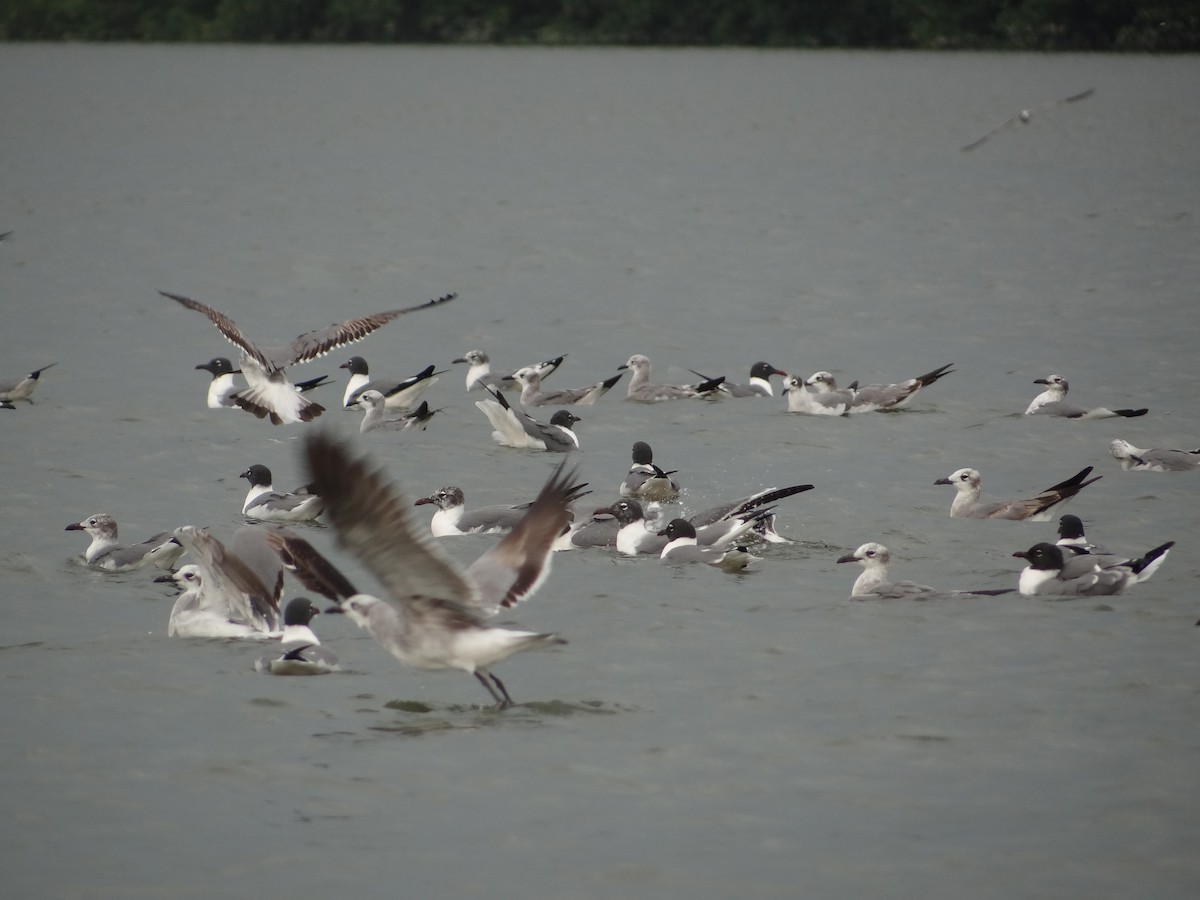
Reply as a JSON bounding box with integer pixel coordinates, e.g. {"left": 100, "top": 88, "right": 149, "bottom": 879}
{"left": 5, "top": 281, "right": 1192, "bottom": 708}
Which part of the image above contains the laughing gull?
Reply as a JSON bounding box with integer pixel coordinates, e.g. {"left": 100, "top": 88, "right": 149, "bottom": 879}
{"left": 782, "top": 374, "right": 853, "bottom": 416}
{"left": 254, "top": 598, "right": 340, "bottom": 675}
{"left": 620, "top": 441, "right": 681, "bottom": 502}
{"left": 241, "top": 464, "right": 324, "bottom": 523}
{"left": 620, "top": 354, "right": 724, "bottom": 403}
{"left": 453, "top": 349, "right": 566, "bottom": 392}
{"left": 1109, "top": 438, "right": 1200, "bottom": 472}
{"left": 564, "top": 506, "right": 621, "bottom": 549}
{"left": 354, "top": 392, "right": 442, "bottom": 433}
{"left": 162, "top": 289, "right": 455, "bottom": 424}
{"left": 0, "top": 362, "right": 56, "bottom": 402}
{"left": 194, "top": 357, "right": 329, "bottom": 409}
{"left": 602, "top": 498, "right": 765, "bottom": 557}
{"left": 340, "top": 357, "right": 441, "bottom": 410}
{"left": 846, "top": 363, "right": 955, "bottom": 410}
{"left": 514, "top": 366, "right": 624, "bottom": 407}
{"left": 1012, "top": 540, "right": 1173, "bottom": 596}
{"left": 1055, "top": 515, "right": 1111, "bottom": 555}
{"left": 961, "top": 87, "right": 1095, "bottom": 152}
{"left": 164, "top": 525, "right": 283, "bottom": 637}
{"left": 836, "top": 543, "right": 1012, "bottom": 600}
{"left": 475, "top": 387, "right": 580, "bottom": 452}
{"left": 66, "top": 514, "right": 184, "bottom": 572}
{"left": 656, "top": 519, "right": 759, "bottom": 572}
{"left": 935, "top": 465, "right": 1101, "bottom": 520}
{"left": 688, "top": 361, "right": 788, "bottom": 398}
{"left": 1024, "top": 374, "right": 1148, "bottom": 419}
{"left": 414, "top": 480, "right": 591, "bottom": 537}
{"left": 288, "top": 432, "right": 576, "bottom": 708}
{"left": 686, "top": 483, "right": 815, "bottom": 543}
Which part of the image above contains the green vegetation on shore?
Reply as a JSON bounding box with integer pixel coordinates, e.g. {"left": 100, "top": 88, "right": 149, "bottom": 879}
{"left": 3, "top": 0, "right": 1197, "bottom": 50}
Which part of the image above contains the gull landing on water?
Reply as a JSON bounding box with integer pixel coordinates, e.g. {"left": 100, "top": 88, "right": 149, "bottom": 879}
{"left": 960, "top": 87, "right": 1095, "bottom": 152}
{"left": 162, "top": 289, "right": 456, "bottom": 424}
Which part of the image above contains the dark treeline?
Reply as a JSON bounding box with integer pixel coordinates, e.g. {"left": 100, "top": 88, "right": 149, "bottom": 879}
{"left": 3, "top": 0, "right": 1197, "bottom": 50}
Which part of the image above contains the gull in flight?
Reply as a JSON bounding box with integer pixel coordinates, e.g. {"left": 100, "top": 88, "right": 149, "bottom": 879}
{"left": 961, "top": 88, "right": 1095, "bottom": 152}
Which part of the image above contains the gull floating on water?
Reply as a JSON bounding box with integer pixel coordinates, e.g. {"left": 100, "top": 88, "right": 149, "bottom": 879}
{"left": 281, "top": 433, "right": 577, "bottom": 708}
{"left": 782, "top": 373, "right": 856, "bottom": 415}
{"left": 1024, "top": 374, "right": 1147, "bottom": 419}
{"left": 960, "top": 88, "right": 1095, "bottom": 152}
{"left": 514, "top": 365, "right": 624, "bottom": 407}
{"left": 1055, "top": 514, "right": 1111, "bottom": 555}
{"left": 66, "top": 513, "right": 184, "bottom": 572}
{"left": 935, "top": 465, "right": 1101, "bottom": 520}
{"left": 475, "top": 386, "right": 580, "bottom": 451}
{"left": 845, "top": 363, "right": 955, "bottom": 410}
{"left": 1109, "top": 438, "right": 1200, "bottom": 472}
{"left": 620, "top": 354, "right": 724, "bottom": 403}
{"left": 687, "top": 361, "right": 788, "bottom": 398}
{"left": 0, "top": 362, "right": 56, "bottom": 403}
{"left": 340, "top": 357, "right": 442, "bottom": 410}
{"left": 414, "top": 480, "right": 591, "bottom": 537}
{"left": 241, "top": 464, "right": 324, "bottom": 523}
{"left": 656, "top": 518, "right": 759, "bottom": 572}
{"left": 354, "top": 392, "right": 442, "bottom": 433}
{"left": 453, "top": 349, "right": 565, "bottom": 393}
{"left": 1012, "top": 540, "right": 1173, "bottom": 596}
{"left": 620, "top": 441, "right": 681, "bottom": 502}
{"left": 254, "top": 598, "right": 340, "bottom": 675}
{"left": 836, "top": 543, "right": 1012, "bottom": 600}
{"left": 162, "top": 289, "right": 455, "bottom": 424}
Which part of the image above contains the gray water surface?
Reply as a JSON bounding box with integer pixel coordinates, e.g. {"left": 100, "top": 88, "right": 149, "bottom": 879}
{"left": 2, "top": 45, "right": 1199, "bottom": 899}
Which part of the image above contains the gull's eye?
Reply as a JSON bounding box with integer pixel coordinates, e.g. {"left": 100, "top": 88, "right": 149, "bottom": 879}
{"left": 865, "top": 549, "right": 876, "bottom": 558}
{"left": 960, "top": 473, "right": 970, "bottom": 481}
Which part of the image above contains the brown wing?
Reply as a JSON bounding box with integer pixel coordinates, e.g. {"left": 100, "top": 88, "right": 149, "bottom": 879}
{"left": 282, "top": 292, "right": 458, "bottom": 367}
{"left": 264, "top": 528, "right": 359, "bottom": 601}
{"left": 160, "top": 290, "right": 271, "bottom": 369}
{"left": 465, "top": 460, "right": 578, "bottom": 612}
{"left": 303, "top": 432, "right": 483, "bottom": 617}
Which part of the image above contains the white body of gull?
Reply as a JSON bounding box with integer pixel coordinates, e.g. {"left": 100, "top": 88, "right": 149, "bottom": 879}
{"left": 961, "top": 88, "right": 1095, "bottom": 152}
{"left": 1109, "top": 438, "right": 1200, "bottom": 472}
{"left": 1013, "top": 540, "right": 1173, "bottom": 596}
{"left": 657, "top": 519, "right": 759, "bottom": 572}
{"left": 782, "top": 374, "right": 852, "bottom": 416}
{"left": 620, "top": 441, "right": 681, "bottom": 502}
{"left": 415, "top": 480, "right": 590, "bottom": 538}
{"left": 340, "top": 357, "right": 441, "bottom": 410}
{"left": 0, "top": 363, "right": 56, "bottom": 402}
{"left": 161, "top": 526, "right": 283, "bottom": 637}
{"left": 453, "top": 350, "right": 565, "bottom": 392}
{"left": 282, "top": 434, "right": 577, "bottom": 708}
{"left": 620, "top": 354, "right": 724, "bottom": 403}
{"left": 66, "top": 513, "right": 184, "bottom": 572}
{"left": 254, "top": 598, "right": 340, "bottom": 675}
{"left": 935, "top": 465, "right": 1101, "bottom": 521}
{"left": 241, "top": 464, "right": 324, "bottom": 523}
{"left": 162, "top": 289, "right": 455, "bottom": 424}
{"left": 602, "top": 498, "right": 763, "bottom": 557}
{"left": 836, "top": 543, "right": 1011, "bottom": 600}
{"left": 355, "top": 391, "right": 441, "bottom": 433}
{"left": 1024, "top": 374, "right": 1147, "bottom": 419}
{"left": 846, "top": 363, "right": 955, "bottom": 410}
{"left": 514, "top": 366, "right": 623, "bottom": 407}
{"left": 474, "top": 387, "right": 580, "bottom": 452}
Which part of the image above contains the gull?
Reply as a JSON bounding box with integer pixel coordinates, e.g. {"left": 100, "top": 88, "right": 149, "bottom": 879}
{"left": 1024, "top": 374, "right": 1147, "bottom": 419}
{"left": 656, "top": 519, "right": 759, "bottom": 572}
{"left": 0, "top": 362, "right": 56, "bottom": 402}
{"left": 563, "top": 506, "right": 621, "bottom": 550}
{"left": 241, "top": 464, "right": 324, "bottom": 523}
{"left": 355, "top": 392, "right": 442, "bottom": 433}
{"left": 687, "top": 361, "right": 788, "bottom": 399}
{"left": 514, "top": 366, "right": 624, "bottom": 407}
{"left": 283, "top": 432, "right": 577, "bottom": 708}
{"left": 620, "top": 354, "right": 724, "bottom": 403}
{"left": 845, "top": 363, "right": 955, "bottom": 410}
{"left": 620, "top": 441, "right": 681, "bottom": 502}
{"left": 1012, "top": 540, "right": 1174, "bottom": 596}
{"left": 836, "top": 543, "right": 1012, "bottom": 600}
{"left": 1056, "top": 514, "right": 1111, "bottom": 555}
{"left": 66, "top": 513, "right": 184, "bottom": 572}
{"left": 1109, "top": 438, "right": 1200, "bottom": 472}
{"left": 961, "top": 88, "right": 1095, "bottom": 152}
{"left": 162, "top": 525, "right": 283, "bottom": 637}
{"left": 194, "top": 357, "right": 329, "bottom": 409}
{"left": 934, "top": 465, "right": 1101, "bottom": 520}
{"left": 254, "top": 598, "right": 340, "bottom": 675}
{"left": 161, "top": 289, "right": 455, "bottom": 424}
{"left": 782, "top": 374, "right": 853, "bottom": 416}
{"left": 601, "top": 497, "right": 767, "bottom": 557}
{"left": 340, "top": 357, "right": 441, "bottom": 410}
{"left": 686, "top": 483, "right": 815, "bottom": 544}
{"left": 1, "top": 400, "right": 14, "bottom": 410}
{"left": 475, "top": 386, "right": 580, "bottom": 452}
{"left": 453, "top": 349, "right": 565, "bottom": 392}
{"left": 415, "top": 481, "right": 591, "bottom": 537}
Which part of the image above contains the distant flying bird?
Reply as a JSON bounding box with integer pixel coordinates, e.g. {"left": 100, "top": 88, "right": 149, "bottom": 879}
{"left": 960, "top": 88, "right": 1095, "bottom": 152}
{"left": 162, "top": 289, "right": 455, "bottom": 424}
